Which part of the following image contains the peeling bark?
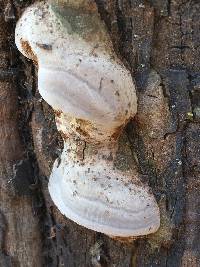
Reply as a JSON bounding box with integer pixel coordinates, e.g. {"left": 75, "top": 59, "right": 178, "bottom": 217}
{"left": 0, "top": 1, "right": 42, "bottom": 266}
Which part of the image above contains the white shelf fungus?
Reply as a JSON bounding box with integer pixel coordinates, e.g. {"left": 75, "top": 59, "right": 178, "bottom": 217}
{"left": 15, "top": 1, "right": 160, "bottom": 238}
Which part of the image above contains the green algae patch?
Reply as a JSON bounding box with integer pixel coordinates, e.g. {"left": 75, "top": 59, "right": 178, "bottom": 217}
{"left": 50, "top": 2, "right": 108, "bottom": 43}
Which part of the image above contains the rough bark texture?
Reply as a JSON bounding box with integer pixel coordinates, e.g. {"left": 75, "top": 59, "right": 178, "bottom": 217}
{"left": 0, "top": 0, "right": 199, "bottom": 266}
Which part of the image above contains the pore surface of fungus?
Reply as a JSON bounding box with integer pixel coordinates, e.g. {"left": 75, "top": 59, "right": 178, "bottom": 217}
{"left": 15, "top": 0, "right": 160, "bottom": 238}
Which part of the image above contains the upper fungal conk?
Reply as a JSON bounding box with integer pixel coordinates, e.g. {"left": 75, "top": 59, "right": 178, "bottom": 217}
{"left": 15, "top": 0, "right": 160, "bottom": 238}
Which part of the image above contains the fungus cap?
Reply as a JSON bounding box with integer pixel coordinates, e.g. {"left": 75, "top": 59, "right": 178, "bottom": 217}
{"left": 15, "top": 1, "right": 160, "bottom": 238}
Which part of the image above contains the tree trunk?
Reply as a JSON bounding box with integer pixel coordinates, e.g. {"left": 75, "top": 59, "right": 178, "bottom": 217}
{"left": 0, "top": 0, "right": 199, "bottom": 266}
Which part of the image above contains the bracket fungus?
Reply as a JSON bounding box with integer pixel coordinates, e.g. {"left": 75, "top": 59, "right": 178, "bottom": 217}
{"left": 15, "top": 0, "right": 160, "bottom": 238}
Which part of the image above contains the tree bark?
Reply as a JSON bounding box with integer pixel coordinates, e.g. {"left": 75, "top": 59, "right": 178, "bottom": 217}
{"left": 0, "top": 0, "right": 199, "bottom": 266}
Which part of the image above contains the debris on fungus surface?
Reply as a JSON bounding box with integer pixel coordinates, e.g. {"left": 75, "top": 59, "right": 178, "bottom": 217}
{"left": 15, "top": 0, "right": 160, "bottom": 238}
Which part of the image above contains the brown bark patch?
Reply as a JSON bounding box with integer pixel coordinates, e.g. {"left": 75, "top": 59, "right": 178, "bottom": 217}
{"left": 20, "top": 40, "right": 37, "bottom": 64}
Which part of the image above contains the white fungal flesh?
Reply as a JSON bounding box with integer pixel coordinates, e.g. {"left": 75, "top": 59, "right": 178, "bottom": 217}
{"left": 49, "top": 142, "right": 160, "bottom": 237}
{"left": 15, "top": 1, "right": 160, "bottom": 237}
{"left": 38, "top": 58, "right": 135, "bottom": 130}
